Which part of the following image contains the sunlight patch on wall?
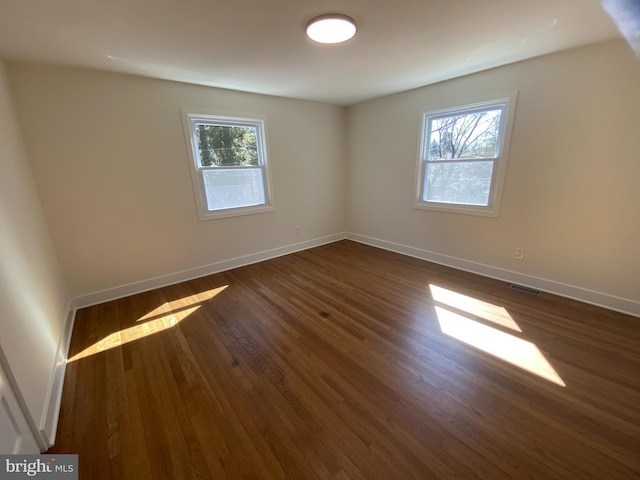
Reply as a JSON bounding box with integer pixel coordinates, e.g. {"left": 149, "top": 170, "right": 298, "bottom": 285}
{"left": 68, "top": 285, "right": 228, "bottom": 362}
{"left": 429, "top": 284, "right": 565, "bottom": 387}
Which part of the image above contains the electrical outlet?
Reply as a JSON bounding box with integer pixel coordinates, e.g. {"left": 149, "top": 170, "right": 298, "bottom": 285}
{"left": 515, "top": 248, "right": 524, "bottom": 259}
{"left": 295, "top": 225, "right": 301, "bottom": 235}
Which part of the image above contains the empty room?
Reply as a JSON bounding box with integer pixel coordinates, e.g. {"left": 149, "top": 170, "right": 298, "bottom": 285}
{"left": 0, "top": 0, "right": 639, "bottom": 478}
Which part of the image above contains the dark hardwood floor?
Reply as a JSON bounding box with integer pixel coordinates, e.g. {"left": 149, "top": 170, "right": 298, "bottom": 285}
{"left": 50, "top": 240, "right": 640, "bottom": 479}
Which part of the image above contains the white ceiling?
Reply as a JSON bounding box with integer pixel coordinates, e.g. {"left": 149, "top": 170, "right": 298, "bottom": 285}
{"left": 0, "top": 0, "right": 621, "bottom": 105}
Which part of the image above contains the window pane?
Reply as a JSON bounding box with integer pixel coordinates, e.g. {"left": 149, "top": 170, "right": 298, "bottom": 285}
{"left": 195, "top": 124, "right": 259, "bottom": 167}
{"left": 424, "top": 161, "right": 494, "bottom": 206}
{"left": 428, "top": 108, "right": 502, "bottom": 160}
{"left": 202, "top": 168, "right": 265, "bottom": 211}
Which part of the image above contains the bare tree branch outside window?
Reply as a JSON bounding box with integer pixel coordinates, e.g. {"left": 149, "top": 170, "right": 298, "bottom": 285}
{"left": 428, "top": 109, "right": 501, "bottom": 160}
{"left": 424, "top": 108, "right": 503, "bottom": 206}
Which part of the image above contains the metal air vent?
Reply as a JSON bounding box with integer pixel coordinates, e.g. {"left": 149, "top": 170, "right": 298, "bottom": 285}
{"left": 509, "top": 284, "right": 541, "bottom": 296}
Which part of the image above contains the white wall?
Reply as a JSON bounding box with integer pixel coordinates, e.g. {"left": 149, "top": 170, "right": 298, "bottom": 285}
{"left": 2, "top": 38, "right": 637, "bottom": 454}
{"left": 6, "top": 64, "right": 347, "bottom": 301}
{"left": 0, "top": 60, "right": 70, "bottom": 444}
{"left": 5, "top": 40, "right": 638, "bottom": 316}
{"left": 346, "top": 40, "right": 640, "bottom": 315}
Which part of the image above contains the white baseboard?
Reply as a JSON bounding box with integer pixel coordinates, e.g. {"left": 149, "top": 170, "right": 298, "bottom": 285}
{"left": 42, "top": 233, "right": 344, "bottom": 450}
{"left": 48, "top": 231, "right": 635, "bottom": 449}
{"left": 346, "top": 233, "right": 639, "bottom": 318}
{"left": 70, "top": 230, "right": 639, "bottom": 315}
{"left": 71, "top": 233, "right": 347, "bottom": 309}
{"left": 39, "top": 306, "right": 77, "bottom": 448}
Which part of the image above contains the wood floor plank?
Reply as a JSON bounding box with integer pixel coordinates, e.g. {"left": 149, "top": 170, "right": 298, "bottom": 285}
{"left": 50, "top": 240, "right": 640, "bottom": 479}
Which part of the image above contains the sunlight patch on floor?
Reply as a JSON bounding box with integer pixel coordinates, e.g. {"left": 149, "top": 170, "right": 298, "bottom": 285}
{"left": 68, "top": 285, "right": 228, "bottom": 362}
{"left": 137, "top": 285, "right": 228, "bottom": 322}
{"left": 430, "top": 285, "right": 565, "bottom": 387}
{"left": 429, "top": 284, "right": 521, "bottom": 332}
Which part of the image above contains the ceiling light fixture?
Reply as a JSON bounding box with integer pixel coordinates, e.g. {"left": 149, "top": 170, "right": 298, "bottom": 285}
{"left": 306, "top": 14, "right": 357, "bottom": 44}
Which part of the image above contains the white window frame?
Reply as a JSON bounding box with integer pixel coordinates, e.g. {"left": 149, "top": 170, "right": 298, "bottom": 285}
{"left": 413, "top": 91, "right": 517, "bottom": 217}
{"left": 182, "top": 109, "right": 274, "bottom": 221}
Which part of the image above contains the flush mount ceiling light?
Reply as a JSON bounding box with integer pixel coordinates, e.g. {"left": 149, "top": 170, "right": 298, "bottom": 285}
{"left": 306, "top": 14, "right": 357, "bottom": 44}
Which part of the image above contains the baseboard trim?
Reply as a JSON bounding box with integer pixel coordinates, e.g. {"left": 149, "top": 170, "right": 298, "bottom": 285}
{"left": 71, "top": 231, "right": 639, "bottom": 316}
{"left": 346, "top": 233, "right": 639, "bottom": 318}
{"left": 39, "top": 306, "right": 76, "bottom": 448}
{"left": 71, "top": 233, "right": 347, "bottom": 309}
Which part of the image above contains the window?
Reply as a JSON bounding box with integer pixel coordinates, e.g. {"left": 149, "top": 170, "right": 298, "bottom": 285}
{"left": 414, "top": 92, "right": 517, "bottom": 216}
{"left": 182, "top": 110, "right": 273, "bottom": 220}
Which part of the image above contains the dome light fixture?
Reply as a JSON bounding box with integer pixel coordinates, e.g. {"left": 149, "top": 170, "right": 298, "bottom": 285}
{"left": 306, "top": 14, "right": 357, "bottom": 44}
